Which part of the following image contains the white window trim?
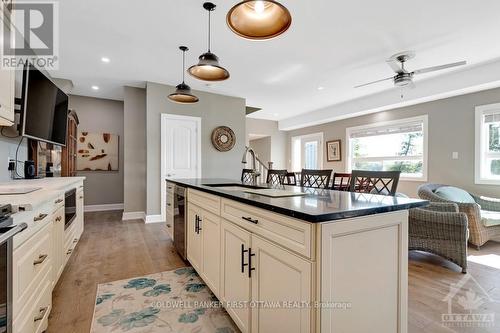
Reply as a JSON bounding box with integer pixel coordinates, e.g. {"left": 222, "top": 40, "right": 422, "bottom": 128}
{"left": 290, "top": 132, "right": 324, "bottom": 172}
{"left": 475, "top": 103, "right": 500, "bottom": 185}
{"left": 345, "top": 115, "right": 428, "bottom": 182}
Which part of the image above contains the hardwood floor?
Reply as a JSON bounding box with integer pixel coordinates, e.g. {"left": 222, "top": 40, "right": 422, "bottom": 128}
{"left": 47, "top": 211, "right": 500, "bottom": 333}
{"left": 46, "top": 211, "right": 186, "bottom": 333}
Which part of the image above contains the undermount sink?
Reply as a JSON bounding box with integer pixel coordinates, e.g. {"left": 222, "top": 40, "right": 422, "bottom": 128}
{"left": 203, "top": 183, "right": 306, "bottom": 197}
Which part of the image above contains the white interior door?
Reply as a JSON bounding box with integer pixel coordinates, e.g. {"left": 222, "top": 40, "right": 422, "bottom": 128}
{"left": 160, "top": 114, "right": 201, "bottom": 222}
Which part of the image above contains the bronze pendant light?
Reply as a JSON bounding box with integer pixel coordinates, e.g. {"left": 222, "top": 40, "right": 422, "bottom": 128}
{"left": 168, "top": 46, "right": 199, "bottom": 104}
{"left": 226, "top": 0, "right": 292, "bottom": 40}
{"left": 188, "top": 2, "right": 230, "bottom": 82}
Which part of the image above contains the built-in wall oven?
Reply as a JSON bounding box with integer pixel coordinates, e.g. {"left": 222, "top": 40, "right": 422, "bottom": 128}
{"left": 0, "top": 205, "right": 27, "bottom": 333}
{"left": 64, "top": 189, "right": 76, "bottom": 230}
{"left": 173, "top": 185, "right": 187, "bottom": 260}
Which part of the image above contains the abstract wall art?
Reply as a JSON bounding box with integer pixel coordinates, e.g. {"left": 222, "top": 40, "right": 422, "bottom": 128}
{"left": 77, "top": 132, "right": 119, "bottom": 171}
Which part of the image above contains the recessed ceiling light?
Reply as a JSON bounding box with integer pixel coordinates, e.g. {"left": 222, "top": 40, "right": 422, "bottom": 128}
{"left": 101, "top": 57, "right": 110, "bottom": 63}
{"left": 92, "top": 85, "right": 99, "bottom": 90}
{"left": 273, "top": 113, "right": 279, "bottom": 116}
{"left": 317, "top": 86, "right": 325, "bottom": 90}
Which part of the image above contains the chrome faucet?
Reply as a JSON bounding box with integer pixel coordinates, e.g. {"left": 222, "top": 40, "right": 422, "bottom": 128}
{"left": 242, "top": 146, "right": 261, "bottom": 183}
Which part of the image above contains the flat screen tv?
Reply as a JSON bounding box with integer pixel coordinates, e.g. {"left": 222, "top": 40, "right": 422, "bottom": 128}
{"left": 22, "top": 64, "right": 68, "bottom": 146}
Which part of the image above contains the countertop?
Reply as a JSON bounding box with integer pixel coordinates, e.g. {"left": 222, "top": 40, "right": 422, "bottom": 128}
{"left": 167, "top": 178, "right": 428, "bottom": 223}
{"left": 0, "top": 176, "right": 85, "bottom": 211}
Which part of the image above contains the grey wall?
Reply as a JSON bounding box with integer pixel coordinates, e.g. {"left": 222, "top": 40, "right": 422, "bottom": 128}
{"left": 286, "top": 87, "right": 500, "bottom": 198}
{"left": 146, "top": 82, "right": 246, "bottom": 215}
{"left": 0, "top": 135, "right": 27, "bottom": 182}
{"left": 123, "top": 87, "right": 147, "bottom": 213}
{"left": 249, "top": 136, "right": 271, "bottom": 166}
{"left": 69, "top": 95, "right": 124, "bottom": 206}
{"left": 246, "top": 118, "right": 286, "bottom": 169}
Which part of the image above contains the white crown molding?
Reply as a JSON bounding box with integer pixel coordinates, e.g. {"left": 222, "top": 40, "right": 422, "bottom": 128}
{"left": 122, "top": 211, "right": 146, "bottom": 221}
{"left": 84, "top": 203, "right": 124, "bottom": 212}
{"left": 279, "top": 59, "right": 500, "bottom": 131}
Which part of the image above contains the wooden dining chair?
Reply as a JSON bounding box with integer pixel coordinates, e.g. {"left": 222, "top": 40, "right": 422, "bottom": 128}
{"left": 241, "top": 169, "right": 255, "bottom": 183}
{"left": 300, "top": 169, "right": 333, "bottom": 189}
{"left": 349, "top": 170, "right": 401, "bottom": 196}
{"left": 266, "top": 169, "right": 287, "bottom": 185}
{"left": 331, "top": 172, "right": 352, "bottom": 191}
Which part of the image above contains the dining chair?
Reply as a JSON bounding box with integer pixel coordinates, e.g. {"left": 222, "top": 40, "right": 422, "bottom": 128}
{"left": 300, "top": 169, "right": 333, "bottom": 189}
{"left": 331, "top": 172, "right": 352, "bottom": 191}
{"left": 241, "top": 169, "right": 255, "bottom": 183}
{"left": 284, "top": 172, "right": 297, "bottom": 186}
{"left": 266, "top": 169, "right": 287, "bottom": 185}
{"left": 349, "top": 170, "right": 401, "bottom": 196}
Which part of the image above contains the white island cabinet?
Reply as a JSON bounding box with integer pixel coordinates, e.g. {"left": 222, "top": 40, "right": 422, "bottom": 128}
{"left": 179, "top": 183, "right": 420, "bottom": 333}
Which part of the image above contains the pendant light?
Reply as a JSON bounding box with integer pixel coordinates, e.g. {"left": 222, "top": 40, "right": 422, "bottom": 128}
{"left": 188, "top": 2, "right": 230, "bottom": 82}
{"left": 168, "top": 46, "right": 199, "bottom": 104}
{"left": 226, "top": 0, "right": 292, "bottom": 40}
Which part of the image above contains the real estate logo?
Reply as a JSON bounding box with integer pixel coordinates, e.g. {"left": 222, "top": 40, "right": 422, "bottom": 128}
{"left": 442, "top": 273, "right": 498, "bottom": 328}
{"left": 1, "top": 1, "right": 59, "bottom": 70}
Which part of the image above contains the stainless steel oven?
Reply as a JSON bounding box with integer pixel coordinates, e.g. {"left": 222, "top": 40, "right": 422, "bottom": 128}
{"left": 173, "top": 185, "right": 187, "bottom": 260}
{"left": 0, "top": 205, "right": 27, "bottom": 333}
{"left": 64, "top": 189, "right": 76, "bottom": 230}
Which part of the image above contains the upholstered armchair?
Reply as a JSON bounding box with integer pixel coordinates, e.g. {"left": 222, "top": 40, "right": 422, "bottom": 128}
{"left": 409, "top": 202, "right": 468, "bottom": 273}
{"left": 418, "top": 183, "right": 500, "bottom": 249}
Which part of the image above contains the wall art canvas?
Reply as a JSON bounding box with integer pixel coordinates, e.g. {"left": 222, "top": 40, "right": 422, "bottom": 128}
{"left": 326, "top": 139, "right": 342, "bottom": 162}
{"left": 77, "top": 132, "right": 119, "bottom": 171}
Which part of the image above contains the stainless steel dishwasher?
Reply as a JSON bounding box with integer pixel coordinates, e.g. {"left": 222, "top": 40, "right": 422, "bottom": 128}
{"left": 173, "top": 185, "right": 187, "bottom": 260}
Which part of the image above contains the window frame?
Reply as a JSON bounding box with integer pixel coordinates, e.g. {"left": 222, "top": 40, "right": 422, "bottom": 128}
{"left": 290, "top": 132, "right": 324, "bottom": 172}
{"left": 475, "top": 103, "right": 500, "bottom": 185}
{"left": 345, "top": 115, "right": 429, "bottom": 182}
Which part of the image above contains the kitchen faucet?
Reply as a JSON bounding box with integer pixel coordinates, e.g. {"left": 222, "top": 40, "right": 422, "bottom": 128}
{"left": 241, "top": 146, "right": 261, "bottom": 184}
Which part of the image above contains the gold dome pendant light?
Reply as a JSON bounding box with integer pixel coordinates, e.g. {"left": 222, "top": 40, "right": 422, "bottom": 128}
{"left": 188, "top": 2, "right": 230, "bottom": 82}
{"left": 226, "top": 0, "right": 292, "bottom": 40}
{"left": 168, "top": 46, "right": 199, "bottom": 104}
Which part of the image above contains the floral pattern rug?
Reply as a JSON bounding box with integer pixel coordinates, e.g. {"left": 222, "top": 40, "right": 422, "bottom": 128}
{"left": 91, "top": 267, "right": 239, "bottom": 333}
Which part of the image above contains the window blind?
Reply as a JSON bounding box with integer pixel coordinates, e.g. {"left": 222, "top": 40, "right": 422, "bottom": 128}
{"left": 349, "top": 121, "right": 423, "bottom": 139}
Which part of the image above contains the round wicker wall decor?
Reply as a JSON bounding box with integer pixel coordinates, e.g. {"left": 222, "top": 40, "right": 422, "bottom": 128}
{"left": 211, "top": 126, "right": 236, "bottom": 151}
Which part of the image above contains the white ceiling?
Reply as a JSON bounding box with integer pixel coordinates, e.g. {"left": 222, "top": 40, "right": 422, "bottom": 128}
{"left": 52, "top": 0, "right": 500, "bottom": 124}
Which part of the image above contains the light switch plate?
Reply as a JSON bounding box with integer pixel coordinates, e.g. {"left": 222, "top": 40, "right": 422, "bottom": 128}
{"left": 452, "top": 152, "right": 459, "bottom": 159}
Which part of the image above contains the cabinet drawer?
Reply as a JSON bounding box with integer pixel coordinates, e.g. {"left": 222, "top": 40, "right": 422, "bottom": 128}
{"left": 12, "top": 270, "right": 52, "bottom": 333}
{"left": 188, "top": 189, "right": 220, "bottom": 215}
{"left": 166, "top": 210, "right": 174, "bottom": 238}
{"left": 12, "top": 221, "right": 53, "bottom": 318}
{"left": 221, "top": 199, "right": 315, "bottom": 259}
{"left": 166, "top": 182, "right": 175, "bottom": 193}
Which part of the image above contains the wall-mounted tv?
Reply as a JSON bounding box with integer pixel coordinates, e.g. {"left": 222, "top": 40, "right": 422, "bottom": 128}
{"left": 22, "top": 64, "right": 68, "bottom": 146}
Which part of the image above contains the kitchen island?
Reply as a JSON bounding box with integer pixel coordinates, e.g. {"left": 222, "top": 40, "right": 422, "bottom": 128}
{"left": 167, "top": 178, "right": 427, "bottom": 333}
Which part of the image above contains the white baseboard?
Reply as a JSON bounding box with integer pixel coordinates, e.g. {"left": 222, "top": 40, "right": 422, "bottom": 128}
{"left": 145, "top": 214, "right": 164, "bottom": 224}
{"left": 122, "top": 211, "right": 146, "bottom": 221}
{"left": 84, "top": 203, "right": 124, "bottom": 212}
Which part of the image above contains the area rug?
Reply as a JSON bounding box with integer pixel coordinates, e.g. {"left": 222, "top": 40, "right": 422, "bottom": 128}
{"left": 91, "top": 267, "right": 239, "bottom": 333}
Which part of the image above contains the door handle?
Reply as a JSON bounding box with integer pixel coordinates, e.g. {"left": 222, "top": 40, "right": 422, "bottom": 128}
{"left": 34, "top": 306, "right": 48, "bottom": 322}
{"left": 248, "top": 248, "right": 256, "bottom": 278}
{"left": 54, "top": 198, "right": 63, "bottom": 204}
{"left": 33, "top": 254, "right": 48, "bottom": 266}
{"left": 241, "top": 244, "right": 248, "bottom": 273}
{"left": 242, "top": 216, "right": 258, "bottom": 224}
{"left": 34, "top": 213, "right": 48, "bottom": 222}
{"left": 195, "top": 215, "right": 198, "bottom": 233}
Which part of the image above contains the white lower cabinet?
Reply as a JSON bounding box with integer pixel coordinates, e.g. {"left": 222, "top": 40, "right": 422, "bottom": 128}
{"left": 187, "top": 205, "right": 203, "bottom": 272}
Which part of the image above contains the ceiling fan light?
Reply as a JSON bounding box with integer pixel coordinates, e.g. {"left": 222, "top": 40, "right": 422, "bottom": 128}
{"left": 168, "top": 83, "right": 199, "bottom": 104}
{"left": 227, "top": 0, "right": 292, "bottom": 40}
{"left": 188, "top": 52, "right": 230, "bottom": 81}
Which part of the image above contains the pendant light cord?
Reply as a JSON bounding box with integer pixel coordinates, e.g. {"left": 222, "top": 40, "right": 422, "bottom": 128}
{"left": 182, "top": 49, "right": 186, "bottom": 83}
{"left": 207, "top": 9, "right": 211, "bottom": 52}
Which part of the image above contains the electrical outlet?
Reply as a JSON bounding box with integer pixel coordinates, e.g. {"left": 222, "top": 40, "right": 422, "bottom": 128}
{"left": 452, "top": 152, "right": 459, "bottom": 160}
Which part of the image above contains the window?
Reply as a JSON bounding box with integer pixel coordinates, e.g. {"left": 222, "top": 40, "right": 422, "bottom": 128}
{"left": 291, "top": 132, "right": 323, "bottom": 171}
{"left": 475, "top": 103, "right": 500, "bottom": 184}
{"left": 346, "top": 115, "right": 428, "bottom": 181}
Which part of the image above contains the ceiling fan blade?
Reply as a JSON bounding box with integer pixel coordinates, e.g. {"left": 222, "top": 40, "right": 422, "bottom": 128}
{"left": 413, "top": 61, "right": 466, "bottom": 75}
{"left": 386, "top": 59, "right": 405, "bottom": 73}
{"left": 354, "top": 76, "right": 394, "bottom": 88}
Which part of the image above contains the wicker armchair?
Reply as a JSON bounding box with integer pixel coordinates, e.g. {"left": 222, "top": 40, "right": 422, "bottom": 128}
{"left": 418, "top": 183, "right": 500, "bottom": 248}
{"left": 409, "top": 203, "right": 468, "bottom": 273}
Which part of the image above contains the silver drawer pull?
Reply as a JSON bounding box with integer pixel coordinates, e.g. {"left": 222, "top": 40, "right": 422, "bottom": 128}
{"left": 73, "top": 238, "right": 78, "bottom": 243}
{"left": 66, "top": 249, "right": 73, "bottom": 255}
{"left": 34, "top": 213, "right": 48, "bottom": 222}
{"left": 54, "top": 199, "right": 63, "bottom": 204}
{"left": 242, "top": 216, "right": 259, "bottom": 224}
{"left": 33, "top": 254, "right": 48, "bottom": 265}
{"left": 34, "top": 306, "right": 48, "bottom": 322}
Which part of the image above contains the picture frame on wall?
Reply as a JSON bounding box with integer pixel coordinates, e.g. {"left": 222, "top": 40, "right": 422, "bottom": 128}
{"left": 326, "top": 139, "right": 341, "bottom": 162}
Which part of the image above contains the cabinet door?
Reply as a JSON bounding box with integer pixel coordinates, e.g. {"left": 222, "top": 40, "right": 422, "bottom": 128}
{"left": 52, "top": 207, "right": 65, "bottom": 283}
{"left": 76, "top": 189, "right": 84, "bottom": 238}
{"left": 250, "top": 235, "right": 312, "bottom": 333}
{"left": 200, "top": 210, "right": 220, "bottom": 297}
{"left": 220, "top": 219, "right": 252, "bottom": 333}
{"left": 187, "top": 204, "right": 202, "bottom": 272}
{"left": 0, "top": 7, "right": 14, "bottom": 125}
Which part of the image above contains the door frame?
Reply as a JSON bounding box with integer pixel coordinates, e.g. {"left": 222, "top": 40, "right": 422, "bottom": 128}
{"left": 160, "top": 113, "right": 201, "bottom": 222}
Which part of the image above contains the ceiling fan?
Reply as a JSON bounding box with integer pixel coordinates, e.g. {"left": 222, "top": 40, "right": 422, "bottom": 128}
{"left": 354, "top": 51, "right": 466, "bottom": 88}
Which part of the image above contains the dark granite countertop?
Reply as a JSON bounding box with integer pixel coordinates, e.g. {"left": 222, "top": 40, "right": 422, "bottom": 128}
{"left": 167, "top": 178, "right": 428, "bottom": 223}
